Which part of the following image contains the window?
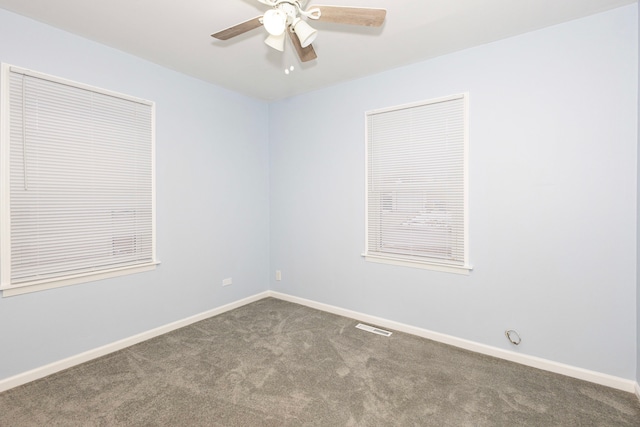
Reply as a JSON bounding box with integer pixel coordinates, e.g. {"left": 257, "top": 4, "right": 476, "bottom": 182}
{"left": 0, "top": 64, "right": 157, "bottom": 296}
{"left": 364, "top": 93, "right": 470, "bottom": 274}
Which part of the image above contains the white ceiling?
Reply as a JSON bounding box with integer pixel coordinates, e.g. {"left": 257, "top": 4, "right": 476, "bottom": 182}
{"left": 0, "top": 0, "right": 634, "bottom": 101}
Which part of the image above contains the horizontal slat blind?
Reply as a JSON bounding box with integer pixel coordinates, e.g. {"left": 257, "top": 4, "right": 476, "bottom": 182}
{"left": 366, "top": 94, "right": 467, "bottom": 267}
{"left": 7, "top": 68, "right": 154, "bottom": 286}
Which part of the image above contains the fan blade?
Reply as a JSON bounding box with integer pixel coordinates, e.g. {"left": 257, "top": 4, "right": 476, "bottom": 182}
{"left": 314, "top": 6, "right": 386, "bottom": 27}
{"left": 288, "top": 26, "right": 317, "bottom": 62}
{"left": 211, "top": 16, "right": 263, "bottom": 40}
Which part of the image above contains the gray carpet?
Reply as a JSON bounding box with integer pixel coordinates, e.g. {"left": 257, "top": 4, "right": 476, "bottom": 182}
{"left": 1, "top": 297, "right": 639, "bottom": 426}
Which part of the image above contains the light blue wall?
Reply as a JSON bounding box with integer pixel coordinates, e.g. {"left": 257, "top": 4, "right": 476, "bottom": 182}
{"left": 1, "top": 4, "right": 638, "bottom": 386}
{"left": 0, "top": 9, "right": 270, "bottom": 380}
{"left": 637, "top": 0, "right": 640, "bottom": 388}
{"left": 270, "top": 5, "right": 638, "bottom": 380}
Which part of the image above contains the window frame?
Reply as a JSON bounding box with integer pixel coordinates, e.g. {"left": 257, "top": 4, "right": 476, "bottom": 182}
{"left": 363, "top": 93, "right": 471, "bottom": 275}
{"left": 0, "top": 64, "right": 158, "bottom": 297}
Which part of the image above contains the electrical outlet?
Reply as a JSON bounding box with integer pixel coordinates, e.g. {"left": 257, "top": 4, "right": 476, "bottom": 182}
{"left": 222, "top": 277, "right": 233, "bottom": 286}
{"left": 275, "top": 270, "right": 282, "bottom": 281}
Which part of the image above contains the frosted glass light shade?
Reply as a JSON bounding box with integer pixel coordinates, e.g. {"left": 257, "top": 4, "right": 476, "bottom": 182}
{"left": 263, "top": 9, "right": 287, "bottom": 36}
{"left": 265, "top": 33, "right": 285, "bottom": 51}
{"left": 292, "top": 18, "right": 317, "bottom": 48}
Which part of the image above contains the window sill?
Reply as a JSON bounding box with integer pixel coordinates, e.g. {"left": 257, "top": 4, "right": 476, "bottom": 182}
{"left": 0, "top": 261, "right": 160, "bottom": 297}
{"left": 362, "top": 253, "right": 472, "bottom": 275}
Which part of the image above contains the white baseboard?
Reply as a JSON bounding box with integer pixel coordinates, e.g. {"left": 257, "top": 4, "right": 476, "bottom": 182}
{"left": 267, "top": 291, "right": 638, "bottom": 394}
{"left": 0, "top": 291, "right": 269, "bottom": 393}
{"left": 2, "top": 289, "right": 638, "bottom": 399}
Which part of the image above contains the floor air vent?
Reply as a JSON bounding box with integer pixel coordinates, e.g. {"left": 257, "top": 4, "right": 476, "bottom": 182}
{"left": 356, "top": 323, "right": 392, "bottom": 337}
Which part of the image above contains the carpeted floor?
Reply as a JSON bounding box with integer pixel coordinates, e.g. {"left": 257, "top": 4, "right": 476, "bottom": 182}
{"left": 1, "top": 297, "right": 639, "bottom": 426}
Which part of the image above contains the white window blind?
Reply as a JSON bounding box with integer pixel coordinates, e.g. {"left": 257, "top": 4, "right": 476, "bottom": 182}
{"left": 1, "top": 65, "right": 156, "bottom": 295}
{"left": 365, "top": 94, "right": 470, "bottom": 273}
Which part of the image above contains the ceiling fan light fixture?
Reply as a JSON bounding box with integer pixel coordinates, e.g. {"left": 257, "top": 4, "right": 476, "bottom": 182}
{"left": 291, "top": 17, "right": 317, "bottom": 48}
{"left": 263, "top": 9, "right": 287, "bottom": 35}
{"left": 265, "top": 32, "right": 286, "bottom": 51}
{"left": 211, "top": 1, "right": 387, "bottom": 63}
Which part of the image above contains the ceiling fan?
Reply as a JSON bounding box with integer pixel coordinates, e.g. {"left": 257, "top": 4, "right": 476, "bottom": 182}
{"left": 211, "top": 0, "right": 386, "bottom": 62}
